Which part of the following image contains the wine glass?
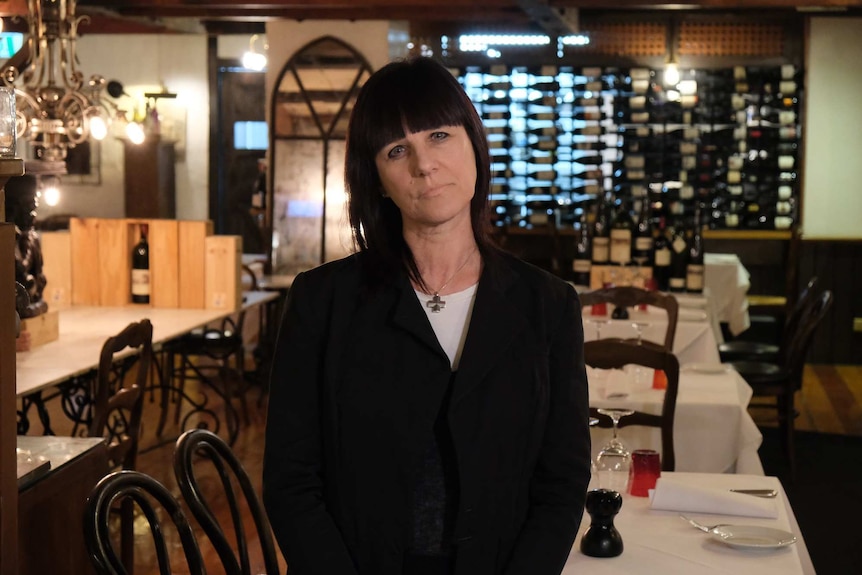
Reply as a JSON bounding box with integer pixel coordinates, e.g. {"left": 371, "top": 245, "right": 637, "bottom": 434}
{"left": 594, "top": 408, "right": 635, "bottom": 493}
{"left": 631, "top": 321, "right": 651, "bottom": 345}
{"left": 588, "top": 318, "right": 610, "bottom": 340}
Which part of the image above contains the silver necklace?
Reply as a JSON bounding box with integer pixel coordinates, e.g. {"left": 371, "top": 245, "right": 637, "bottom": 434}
{"left": 424, "top": 247, "right": 477, "bottom": 313}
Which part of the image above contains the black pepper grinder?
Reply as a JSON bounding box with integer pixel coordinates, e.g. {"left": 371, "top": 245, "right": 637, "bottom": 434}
{"left": 580, "top": 489, "right": 624, "bottom": 558}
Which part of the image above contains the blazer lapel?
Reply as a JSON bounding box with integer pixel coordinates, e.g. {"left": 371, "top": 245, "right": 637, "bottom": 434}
{"left": 390, "top": 273, "right": 447, "bottom": 357}
{"left": 451, "top": 253, "right": 529, "bottom": 406}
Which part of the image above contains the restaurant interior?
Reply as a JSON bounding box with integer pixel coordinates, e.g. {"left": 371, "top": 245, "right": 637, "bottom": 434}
{"left": 2, "top": 0, "right": 861, "bottom": 574}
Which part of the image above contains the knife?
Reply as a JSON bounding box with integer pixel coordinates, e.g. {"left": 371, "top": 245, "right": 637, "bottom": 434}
{"left": 729, "top": 489, "right": 778, "bottom": 498}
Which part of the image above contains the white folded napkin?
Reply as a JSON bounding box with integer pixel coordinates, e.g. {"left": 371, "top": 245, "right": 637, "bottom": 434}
{"left": 678, "top": 308, "right": 708, "bottom": 321}
{"left": 649, "top": 475, "right": 779, "bottom": 518}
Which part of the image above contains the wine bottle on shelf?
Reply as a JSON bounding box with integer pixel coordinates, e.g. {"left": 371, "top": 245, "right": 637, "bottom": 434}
{"left": 652, "top": 217, "right": 671, "bottom": 292}
{"left": 131, "top": 224, "right": 151, "bottom": 304}
{"left": 609, "top": 196, "right": 634, "bottom": 266}
{"left": 633, "top": 196, "right": 653, "bottom": 267}
{"left": 572, "top": 210, "right": 593, "bottom": 286}
{"left": 592, "top": 193, "right": 611, "bottom": 266}
{"left": 668, "top": 219, "right": 688, "bottom": 293}
{"left": 685, "top": 205, "right": 705, "bottom": 293}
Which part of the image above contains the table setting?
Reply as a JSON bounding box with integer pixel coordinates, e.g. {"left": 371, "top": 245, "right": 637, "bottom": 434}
{"left": 564, "top": 472, "right": 814, "bottom": 574}
{"left": 587, "top": 363, "right": 763, "bottom": 474}
{"left": 583, "top": 305, "right": 721, "bottom": 365}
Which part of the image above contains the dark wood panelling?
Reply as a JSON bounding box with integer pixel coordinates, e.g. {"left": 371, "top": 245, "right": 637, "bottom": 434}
{"left": 798, "top": 240, "right": 862, "bottom": 364}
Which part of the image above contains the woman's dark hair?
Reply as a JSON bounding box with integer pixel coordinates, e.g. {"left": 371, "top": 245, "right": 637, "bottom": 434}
{"left": 344, "top": 56, "right": 493, "bottom": 288}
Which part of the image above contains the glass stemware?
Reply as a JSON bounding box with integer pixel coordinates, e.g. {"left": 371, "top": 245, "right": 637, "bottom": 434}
{"left": 594, "top": 408, "right": 635, "bottom": 493}
{"left": 631, "top": 321, "right": 651, "bottom": 345}
{"left": 587, "top": 318, "right": 610, "bottom": 340}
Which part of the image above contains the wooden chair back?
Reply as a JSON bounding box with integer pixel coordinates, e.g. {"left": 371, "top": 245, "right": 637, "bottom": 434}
{"left": 585, "top": 339, "right": 680, "bottom": 471}
{"left": 776, "top": 276, "right": 819, "bottom": 364}
{"left": 84, "top": 470, "right": 205, "bottom": 575}
{"left": 87, "top": 319, "right": 153, "bottom": 573}
{"left": 88, "top": 319, "right": 153, "bottom": 471}
{"left": 174, "top": 429, "right": 281, "bottom": 575}
{"left": 580, "top": 286, "right": 680, "bottom": 350}
{"left": 783, "top": 290, "right": 833, "bottom": 390}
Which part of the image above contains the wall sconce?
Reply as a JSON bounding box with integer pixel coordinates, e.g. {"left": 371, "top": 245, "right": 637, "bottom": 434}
{"left": 242, "top": 34, "right": 268, "bottom": 71}
{"left": 39, "top": 174, "right": 61, "bottom": 207}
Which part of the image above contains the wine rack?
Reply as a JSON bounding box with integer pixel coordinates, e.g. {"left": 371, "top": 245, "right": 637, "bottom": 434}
{"left": 456, "top": 63, "right": 802, "bottom": 232}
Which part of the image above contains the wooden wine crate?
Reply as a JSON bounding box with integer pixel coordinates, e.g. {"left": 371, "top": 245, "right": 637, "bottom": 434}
{"left": 97, "top": 218, "right": 130, "bottom": 307}
{"left": 39, "top": 231, "right": 72, "bottom": 310}
{"left": 69, "top": 218, "right": 102, "bottom": 306}
{"left": 66, "top": 217, "right": 220, "bottom": 309}
{"left": 19, "top": 309, "right": 59, "bottom": 347}
{"left": 205, "top": 235, "right": 242, "bottom": 311}
{"left": 590, "top": 265, "right": 653, "bottom": 290}
{"left": 178, "top": 220, "right": 213, "bottom": 309}
{"left": 148, "top": 219, "right": 179, "bottom": 308}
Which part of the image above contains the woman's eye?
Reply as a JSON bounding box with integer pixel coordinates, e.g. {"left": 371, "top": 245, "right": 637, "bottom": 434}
{"left": 386, "top": 145, "right": 405, "bottom": 159}
{"left": 431, "top": 131, "right": 449, "bottom": 141}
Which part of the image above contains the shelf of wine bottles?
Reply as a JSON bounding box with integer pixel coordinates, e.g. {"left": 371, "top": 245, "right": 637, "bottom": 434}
{"left": 455, "top": 63, "right": 802, "bottom": 233}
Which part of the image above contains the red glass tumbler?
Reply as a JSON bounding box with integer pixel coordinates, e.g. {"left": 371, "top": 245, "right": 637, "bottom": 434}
{"left": 627, "top": 449, "right": 661, "bottom": 497}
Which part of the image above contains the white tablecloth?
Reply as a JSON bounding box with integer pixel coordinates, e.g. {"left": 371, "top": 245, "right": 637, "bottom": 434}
{"left": 705, "top": 253, "right": 751, "bottom": 336}
{"left": 564, "top": 472, "right": 814, "bottom": 575}
{"left": 583, "top": 308, "right": 721, "bottom": 365}
{"left": 589, "top": 367, "right": 763, "bottom": 475}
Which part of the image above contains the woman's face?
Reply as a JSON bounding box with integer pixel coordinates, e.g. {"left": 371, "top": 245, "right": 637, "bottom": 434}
{"left": 375, "top": 124, "right": 476, "bottom": 233}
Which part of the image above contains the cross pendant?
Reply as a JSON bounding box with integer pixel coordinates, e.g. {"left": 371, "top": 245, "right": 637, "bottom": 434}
{"left": 426, "top": 294, "right": 446, "bottom": 313}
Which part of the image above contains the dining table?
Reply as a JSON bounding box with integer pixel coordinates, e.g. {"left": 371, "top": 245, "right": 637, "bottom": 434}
{"left": 589, "top": 365, "right": 763, "bottom": 475}
{"left": 14, "top": 291, "right": 279, "bottom": 440}
{"left": 564, "top": 472, "right": 814, "bottom": 574}
{"left": 583, "top": 305, "right": 722, "bottom": 365}
{"left": 704, "top": 252, "right": 751, "bottom": 336}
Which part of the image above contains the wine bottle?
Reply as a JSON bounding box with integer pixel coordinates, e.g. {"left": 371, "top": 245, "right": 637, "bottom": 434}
{"left": 685, "top": 206, "right": 705, "bottom": 293}
{"left": 633, "top": 196, "right": 653, "bottom": 267}
{"left": 572, "top": 210, "right": 593, "bottom": 286}
{"left": 592, "top": 193, "right": 611, "bottom": 265}
{"left": 652, "top": 217, "right": 671, "bottom": 291}
{"left": 668, "top": 219, "right": 688, "bottom": 293}
{"left": 609, "top": 197, "right": 634, "bottom": 266}
{"left": 131, "top": 224, "right": 151, "bottom": 304}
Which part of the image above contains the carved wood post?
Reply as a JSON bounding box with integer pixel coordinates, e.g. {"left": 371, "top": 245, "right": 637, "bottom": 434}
{"left": 0, "top": 157, "right": 26, "bottom": 575}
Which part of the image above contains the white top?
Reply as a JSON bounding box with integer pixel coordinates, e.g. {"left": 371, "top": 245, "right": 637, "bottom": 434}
{"left": 415, "top": 283, "right": 478, "bottom": 370}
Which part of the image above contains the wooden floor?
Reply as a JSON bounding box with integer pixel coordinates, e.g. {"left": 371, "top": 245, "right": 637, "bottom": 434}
{"left": 28, "top": 361, "right": 862, "bottom": 574}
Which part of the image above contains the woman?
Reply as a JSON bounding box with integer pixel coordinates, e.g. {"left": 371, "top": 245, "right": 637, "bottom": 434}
{"left": 263, "top": 56, "right": 591, "bottom": 575}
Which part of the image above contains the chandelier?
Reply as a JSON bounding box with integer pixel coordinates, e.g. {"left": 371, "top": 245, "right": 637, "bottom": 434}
{"left": 1, "top": 0, "right": 122, "bottom": 162}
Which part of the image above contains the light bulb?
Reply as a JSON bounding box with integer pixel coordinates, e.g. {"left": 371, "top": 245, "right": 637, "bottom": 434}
{"left": 90, "top": 115, "right": 108, "bottom": 140}
{"left": 42, "top": 181, "right": 61, "bottom": 207}
{"left": 242, "top": 51, "right": 267, "bottom": 71}
{"left": 126, "top": 122, "right": 145, "bottom": 144}
{"left": 664, "top": 63, "right": 680, "bottom": 87}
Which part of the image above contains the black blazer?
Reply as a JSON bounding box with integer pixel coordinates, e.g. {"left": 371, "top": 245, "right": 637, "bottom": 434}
{"left": 263, "top": 248, "right": 591, "bottom": 575}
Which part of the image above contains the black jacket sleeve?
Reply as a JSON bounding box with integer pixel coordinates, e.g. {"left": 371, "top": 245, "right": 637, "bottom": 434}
{"left": 262, "top": 272, "right": 359, "bottom": 575}
{"left": 503, "top": 284, "right": 592, "bottom": 575}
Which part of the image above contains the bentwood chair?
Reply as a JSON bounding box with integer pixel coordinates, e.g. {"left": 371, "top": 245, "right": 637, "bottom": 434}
{"left": 88, "top": 318, "right": 154, "bottom": 573}
{"left": 580, "top": 286, "right": 680, "bottom": 351}
{"left": 719, "top": 276, "right": 819, "bottom": 363}
{"left": 585, "top": 339, "right": 680, "bottom": 471}
{"left": 84, "top": 470, "right": 205, "bottom": 575}
{"left": 726, "top": 290, "right": 833, "bottom": 476}
{"left": 174, "top": 428, "right": 280, "bottom": 575}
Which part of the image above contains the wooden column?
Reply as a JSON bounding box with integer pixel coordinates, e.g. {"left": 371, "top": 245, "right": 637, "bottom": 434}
{"left": 0, "top": 157, "right": 26, "bottom": 575}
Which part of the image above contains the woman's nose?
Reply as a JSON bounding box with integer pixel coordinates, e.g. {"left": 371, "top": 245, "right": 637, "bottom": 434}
{"left": 410, "top": 146, "right": 437, "bottom": 176}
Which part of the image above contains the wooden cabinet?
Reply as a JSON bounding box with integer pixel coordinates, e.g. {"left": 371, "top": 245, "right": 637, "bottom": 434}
{"left": 124, "top": 138, "right": 176, "bottom": 218}
{"left": 18, "top": 437, "right": 109, "bottom": 575}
